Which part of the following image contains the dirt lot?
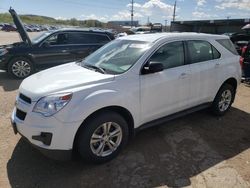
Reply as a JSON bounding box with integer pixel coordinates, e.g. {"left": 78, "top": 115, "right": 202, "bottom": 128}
{"left": 1, "top": 31, "right": 250, "bottom": 188}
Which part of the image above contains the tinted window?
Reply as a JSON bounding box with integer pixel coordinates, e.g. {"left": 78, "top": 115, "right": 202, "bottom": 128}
{"left": 187, "top": 40, "right": 213, "bottom": 64}
{"left": 67, "top": 32, "right": 110, "bottom": 44}
{"left": 217, "top": 39, "right": 238, "bottom": 55}
{"left": 150, "top": 41, "right": 184, "bottom": 69}
{"left": 45, "top": 33, "right": 68, "bottom": 45}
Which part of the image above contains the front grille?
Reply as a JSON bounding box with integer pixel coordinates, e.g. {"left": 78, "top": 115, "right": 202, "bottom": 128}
{"left": 16, "top": 108, "right": 27, "bottom": 121}
{"left": 19, "top": 93, "right": 31, "bottom": 104}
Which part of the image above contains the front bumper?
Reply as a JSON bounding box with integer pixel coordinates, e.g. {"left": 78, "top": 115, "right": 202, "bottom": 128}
{"left": 0, "top": 56, "right": 8, "bottom": 70}
{"left": 11, "top": 95, "right": 81, "bottom": 160}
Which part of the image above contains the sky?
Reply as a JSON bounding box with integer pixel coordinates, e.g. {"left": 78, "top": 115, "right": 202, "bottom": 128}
{"left": 0, "top": 0, "right": 250, "bottom": 24}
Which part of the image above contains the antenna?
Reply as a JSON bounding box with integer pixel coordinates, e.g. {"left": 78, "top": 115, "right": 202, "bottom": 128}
{"left": 131, "top": 0, "right": 134, "bottom": 28}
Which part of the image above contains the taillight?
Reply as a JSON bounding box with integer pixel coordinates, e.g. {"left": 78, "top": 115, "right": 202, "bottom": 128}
{"left": 240, "top": 57, "right": 244, "bottom": 68}
{"left": 241, "top": 46, "right": 247, "bottom": 55}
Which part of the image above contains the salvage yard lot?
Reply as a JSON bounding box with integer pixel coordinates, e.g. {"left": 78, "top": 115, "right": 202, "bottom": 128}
{"left": 1, "top": 31, "right": 250, "bottom": 188}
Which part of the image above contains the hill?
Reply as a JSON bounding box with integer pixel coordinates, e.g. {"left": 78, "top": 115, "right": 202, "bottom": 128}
{"left": 0, "top": 13, "right": 106, "bottom": 27}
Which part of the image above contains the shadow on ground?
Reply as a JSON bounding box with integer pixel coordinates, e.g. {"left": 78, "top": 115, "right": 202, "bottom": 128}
{"left": 7, "top": 108, "right": 250, "bottom": 188}
{"left": 0, "top": 71, "right": 22, "bottom": 91}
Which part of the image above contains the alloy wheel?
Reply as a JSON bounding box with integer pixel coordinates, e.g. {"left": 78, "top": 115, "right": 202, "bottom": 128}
{"left": 218, "top": 89, "right": 232, "bottom": 112}
{"left": 90, "top": 122, "right": 123, "bottom": 157}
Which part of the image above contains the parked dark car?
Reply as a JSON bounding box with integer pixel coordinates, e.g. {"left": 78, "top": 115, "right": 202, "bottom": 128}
{"left": 0, "top": 8, "right": 115, "bottom": 78}
{"left": 1, "top": 24, "right": 17, "bottom": 31}
{"left": 240, "top": 42, "right": 250, "bottom": 82}
{"left": 230, "top": 31, "right": 250, "bottom": 54}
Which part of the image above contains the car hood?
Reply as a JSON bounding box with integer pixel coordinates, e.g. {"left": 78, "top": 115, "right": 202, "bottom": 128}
{"left": 19, "top": 63, "right": 115, "bottom": 101}
{"left": 9, "top": 8, "right": 32, "bottom": 46}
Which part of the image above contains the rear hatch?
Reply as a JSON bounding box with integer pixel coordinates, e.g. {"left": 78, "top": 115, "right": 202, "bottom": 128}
{"left": 9, "top": 8, "right": 32, "bottom": 46}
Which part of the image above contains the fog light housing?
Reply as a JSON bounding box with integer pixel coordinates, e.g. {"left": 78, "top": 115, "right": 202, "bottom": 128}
{"left": 32, "top": 132, "right": 52, "bottom": 146}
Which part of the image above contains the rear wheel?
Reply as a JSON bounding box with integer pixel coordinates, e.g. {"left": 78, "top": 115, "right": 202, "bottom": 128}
{"left": 77, "top": 111, "right": 129, "bottom": 163}
{"left": 8, "top": 57, "right": 34, "bottom": 79}
{"left": 211, "top": 84, "right": 235, "bottom": 116}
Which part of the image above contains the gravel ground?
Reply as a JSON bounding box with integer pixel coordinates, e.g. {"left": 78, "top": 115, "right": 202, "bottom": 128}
{"left": 1, "top": 31, "right": 250, "bottom": 188}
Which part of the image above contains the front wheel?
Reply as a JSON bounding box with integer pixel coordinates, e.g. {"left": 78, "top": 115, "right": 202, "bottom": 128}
{"left": 211, "top": 84, "right": 235, "bottom": 116}
{"left": 8, "top": 57, "right": 34, "bottom": 79}
{"left": 77, "top": 111, "right": 129, "bottom": 163}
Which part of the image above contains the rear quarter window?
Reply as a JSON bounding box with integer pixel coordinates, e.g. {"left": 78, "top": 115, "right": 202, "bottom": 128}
{"left": 216, "top": 39, "right": 238, "bottom": 55}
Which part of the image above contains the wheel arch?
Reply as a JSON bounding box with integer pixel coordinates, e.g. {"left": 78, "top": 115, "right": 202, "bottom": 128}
{"left": 215, "top": 77, "right": 238, "bottom": 103}
{"left": 73, "top": 105, "right": 135, "bottom": 151}
{"left": 7, "top": 55, "right": 35, "bottom": 71}
{"left": 222, "top": 77, "right": 238, "bottom": 91}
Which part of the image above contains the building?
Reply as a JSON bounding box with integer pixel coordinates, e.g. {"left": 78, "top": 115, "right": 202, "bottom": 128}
{"left": 107, "top": 20, "right": 139, "bottom": 27}
{"left": 171, "top": 18, "right": 250, "bottom": 34}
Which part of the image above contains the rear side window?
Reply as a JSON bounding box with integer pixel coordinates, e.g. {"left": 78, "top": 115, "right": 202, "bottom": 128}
{"left": 67, "top": 32, "right": 110, "bottom": 44}
{"left": 187, "top": 40, "right": 213, "bottom": 63}
{"left": 216, "top": 39, "right": 238, "bottom": 55}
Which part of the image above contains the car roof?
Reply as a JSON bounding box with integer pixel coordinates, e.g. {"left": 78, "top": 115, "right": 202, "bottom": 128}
{"left": 120, "top": 32, "right": 229, "bottom": 43}
{"left": 52, "top": 28, "right": 114, "bottom": 35}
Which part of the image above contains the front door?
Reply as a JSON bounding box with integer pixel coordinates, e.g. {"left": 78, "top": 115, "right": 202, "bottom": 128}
{"left": 32, "top": 33, "right": 73, "bottom": 69}
{"left": 140, "top": 41, "right": 191, "bottom": 124}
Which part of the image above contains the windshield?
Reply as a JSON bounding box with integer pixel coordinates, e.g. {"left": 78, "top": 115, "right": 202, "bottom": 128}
{"left": 31, "top": 31, "right": 52, "bottom": 44}
{"left": 81, "top": 39, "right": 151, "bottom": 74}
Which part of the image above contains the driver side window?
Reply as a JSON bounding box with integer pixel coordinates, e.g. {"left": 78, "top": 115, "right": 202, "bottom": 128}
{"left": 150, "top": 41, "right": 185, "bottom": 69}
{"left": 45, "top": 33, "right": 68, "bottom": 46}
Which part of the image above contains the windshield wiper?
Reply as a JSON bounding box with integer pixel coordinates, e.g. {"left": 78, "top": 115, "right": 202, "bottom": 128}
{"left": 83, "top": 64, "right": 106, "bottom": 74}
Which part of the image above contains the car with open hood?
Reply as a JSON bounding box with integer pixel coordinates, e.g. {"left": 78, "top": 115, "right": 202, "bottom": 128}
{"left": 0, "top": 8, "right": 115, "bottom": 79}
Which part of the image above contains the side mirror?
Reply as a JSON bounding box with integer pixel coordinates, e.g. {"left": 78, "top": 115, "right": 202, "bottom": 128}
{"left": 42, "top": 41, "right": 50, "bottom": 48}
{"left": 142, "top": 61, "right": 164, "bottom": 74}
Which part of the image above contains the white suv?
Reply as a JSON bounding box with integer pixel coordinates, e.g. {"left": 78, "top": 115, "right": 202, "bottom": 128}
{"left": 11, "top": 33, "right": 241, "bottom": 163}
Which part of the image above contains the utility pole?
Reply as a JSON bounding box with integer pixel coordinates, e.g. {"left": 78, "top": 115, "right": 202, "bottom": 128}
{"left": 165, "top": 20, "right": 167, "bottom": 32}
{"left": 131, "top": 0, "right": 134, "bottom": 28}
{"left": 147, "top": 16, "right": 150, "bottom": 26}
{"left": 170, "top": 0, "right": 177, "bottom": 32}
{"left": 173, "top": 0, "right": 177, "bottom": 22}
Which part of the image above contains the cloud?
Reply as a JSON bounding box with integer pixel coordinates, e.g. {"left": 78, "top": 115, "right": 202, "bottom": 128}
{"left": 78, "top": 0, "right": 176, "bottom": 23}
{"left": 192, "top": 11, "right": 218, "bottom": 19}
{"left": 196, "top": 0, "right": 206, "bottom": 6}
{"left": 111, "top": 10, "right": 143, "bottom": 20}
{"left": 55, "top": 16, "right": 68, "bottom": 20}
{"left": 79, "top": 14, "right": 108, "bottom": 21}
{"left": 215, "top": 0, "right": 250, "bottom": 10}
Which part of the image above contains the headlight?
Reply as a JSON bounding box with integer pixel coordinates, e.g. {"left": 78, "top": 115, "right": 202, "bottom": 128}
{"left": 0, "top": 49, "right": 8, "bottom": 56}
{"left": 33, "top": 93, "right": 72, "bottom": 117}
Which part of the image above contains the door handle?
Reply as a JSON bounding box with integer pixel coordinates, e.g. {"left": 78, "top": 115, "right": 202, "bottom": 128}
{"left": 179, "top": 72, "right": 189, "bottom": 79}
{"left": 215, "top": 63, "right": 220, "bottom": 68}
{"left": 62, "top": 50, "right": 67, "bottom": 53}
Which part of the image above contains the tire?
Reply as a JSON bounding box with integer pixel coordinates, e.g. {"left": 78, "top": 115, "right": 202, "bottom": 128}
{"left": 211, "top": 83, "right": 235, "bottom": 116}
{"left": 77, "top": 111, "right": 129, "bottom": 163}
{"left": 8, "top": 57, "right": 34, "bottom": 79}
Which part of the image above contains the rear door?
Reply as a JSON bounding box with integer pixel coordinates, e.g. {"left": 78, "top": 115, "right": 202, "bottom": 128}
{"left": 185, "top": 40, "right": 221, "bottom": 106}
{"left": 66, "top": 32, "right": 112, "bottom": 61}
